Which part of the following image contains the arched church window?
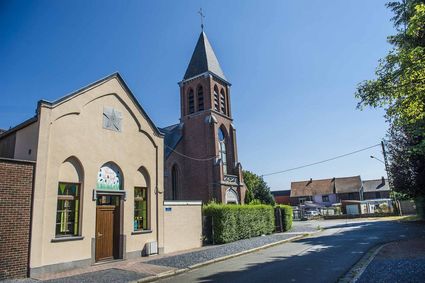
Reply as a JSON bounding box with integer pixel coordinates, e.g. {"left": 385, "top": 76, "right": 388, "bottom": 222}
{"left": 172, "top": 165, "right": 179, "bottom": 200}
{"left": 220, "top": 89, "right": 226, "bottom": 115}
{"left": 197, "top": 85, "right": 204, "bottom": 111}
{"left": 213, "top": 85, "right": 219, "bottom": 111}
{"left": 188, "top": 89, "right": 195, "bottom": 114}
{"left": 218, "top": 128, "right": 227, "bottom": 175}
{"left": 226, "top": 188, "right": 239, "bottom": 204}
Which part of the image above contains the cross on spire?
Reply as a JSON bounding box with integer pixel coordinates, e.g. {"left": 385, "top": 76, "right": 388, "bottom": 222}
{"left": 198, "top": 8, "right": 205, "bottom": 30}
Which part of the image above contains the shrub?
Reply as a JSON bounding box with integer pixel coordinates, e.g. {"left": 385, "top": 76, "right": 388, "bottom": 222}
{"left": 249, "top": 199, "right": 262, "bottom": 205}
{"left": 203, "top": 203, "right": 275, "bottom": 244}
{"left": 276, "top": 205, "right": 293, "bottom": 231}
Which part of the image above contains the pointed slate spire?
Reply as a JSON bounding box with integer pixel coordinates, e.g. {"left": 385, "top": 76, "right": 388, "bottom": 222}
{"left": 183, "top": 32, "right": 227, "bottom": 81}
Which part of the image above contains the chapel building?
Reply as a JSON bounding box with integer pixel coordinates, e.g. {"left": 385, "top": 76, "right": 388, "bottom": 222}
{"left": 161, "top": 31, "right": 247, "bottom": 204}
{"left": 0, "top": 74, "right": 166, "bottom": 276}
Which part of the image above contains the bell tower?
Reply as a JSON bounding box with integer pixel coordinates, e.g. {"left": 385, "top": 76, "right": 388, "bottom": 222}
{"left": 163, "top": 31, "right": 246, "bottom": 204}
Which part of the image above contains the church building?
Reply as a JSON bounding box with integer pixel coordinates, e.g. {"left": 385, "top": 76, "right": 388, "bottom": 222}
{"left": 0, "top": 29, "right": 245, "bottom": 280}
{"left": 161, "top": 31, "right": 247, "bottom": 204}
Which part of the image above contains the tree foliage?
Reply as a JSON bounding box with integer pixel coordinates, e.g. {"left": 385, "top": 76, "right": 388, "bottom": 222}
{"left": 387, "top": 123, "right": 425, "bottom": 197}
{"left": 355, "top": 0, "right": 425, "bottom": 198}
{"left": 243, "top": 170, "right": 275, "bottom": 205}
{"left": 355, "top": 0, "right": 425, "bottom": 151}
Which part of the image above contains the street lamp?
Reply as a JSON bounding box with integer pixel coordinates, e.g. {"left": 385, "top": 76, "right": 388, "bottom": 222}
{"left": 370, "top": 155, "right": 385, "bottom": 164}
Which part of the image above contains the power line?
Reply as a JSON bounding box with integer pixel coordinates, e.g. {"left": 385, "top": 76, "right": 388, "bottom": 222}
{"left": 165, "top": 144, "right": 218, "bottom": 161}
{"left": 261, "top": 143, "right": 381, "bottom": 177}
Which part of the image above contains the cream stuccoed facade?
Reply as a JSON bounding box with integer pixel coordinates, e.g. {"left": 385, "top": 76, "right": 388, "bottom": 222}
{"left": 2, "top": 73, "right": 165, "bottom": 275}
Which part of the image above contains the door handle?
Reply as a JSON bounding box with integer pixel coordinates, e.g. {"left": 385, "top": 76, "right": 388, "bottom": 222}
{"left": 97, "top": 232, "right": 103, "bottom": 238}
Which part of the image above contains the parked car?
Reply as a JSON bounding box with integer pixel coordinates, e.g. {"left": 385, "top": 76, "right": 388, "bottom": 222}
{"left": 305, "top": 209, "right": 320, "bottom": 218}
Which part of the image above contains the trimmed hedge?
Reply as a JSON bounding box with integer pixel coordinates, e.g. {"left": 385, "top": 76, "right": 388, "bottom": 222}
{"left": 203, "top": 204, "right": 275, "bottom": 244}
{"left": 276, "top": 205, "right": 293, "bottom": 231}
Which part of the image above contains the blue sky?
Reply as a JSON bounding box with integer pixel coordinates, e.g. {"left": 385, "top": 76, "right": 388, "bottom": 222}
{"left": 0, "top": 0, "right": 393, "bottom": 190}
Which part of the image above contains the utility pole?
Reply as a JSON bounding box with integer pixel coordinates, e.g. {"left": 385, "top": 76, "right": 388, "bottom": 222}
{"left": 382, "top": 140, "right": 399, "bottom": 214}
{"left": 381, "top": 140, "right": 390, "bottom": 176}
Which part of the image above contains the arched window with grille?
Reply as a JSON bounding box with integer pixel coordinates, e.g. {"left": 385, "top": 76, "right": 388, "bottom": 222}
{"left": 197, "top": 85, "right": 204, "bottom": 111}
{"left": 218, "top": 127, "right": 227, "bottom": 175}
{"left": 220, "top": 89, "right": 226, "bottom": 115}
{"left": 213, "top": 85, "right": 219, "bottom": 111}
{"left": 188, "top": 88, "right": 195, "bottom": 114}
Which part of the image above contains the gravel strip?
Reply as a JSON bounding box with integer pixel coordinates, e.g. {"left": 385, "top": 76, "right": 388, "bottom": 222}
{"left": 357, "top": 258, "right": 425, "bottom": 283}
{"left": 147, "top": 233, "right": 297, "bottom": 269}
{"left": 42, "top": 269, "right": 148, "bottom": 283}
{"left": 1, "top": 279, "right": 39, "bottom": 283}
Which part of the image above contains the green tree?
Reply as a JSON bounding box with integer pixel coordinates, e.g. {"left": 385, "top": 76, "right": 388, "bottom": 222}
{"left": 244, "top": 188, "right": 254, "bottom": 204}
{"left": 243, "top": 170, "right": 275, "bottom": 205}
{"left": 355, "top": 0, "right": 425, "bottom": 203}
{"left": 356, "top": 1, "right": 425, "bottom": 153}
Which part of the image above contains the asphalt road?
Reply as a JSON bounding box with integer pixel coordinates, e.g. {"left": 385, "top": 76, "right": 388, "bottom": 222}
{"left": 157, "top": 219, "right": 425, "bottom": 283}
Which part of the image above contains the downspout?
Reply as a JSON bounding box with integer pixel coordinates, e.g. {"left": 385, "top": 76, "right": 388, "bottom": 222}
{"left": 155, "top": 146, "right": 159, "bottom": 250}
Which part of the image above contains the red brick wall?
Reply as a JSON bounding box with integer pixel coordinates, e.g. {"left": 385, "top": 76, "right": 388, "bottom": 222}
{"left": 164, "top": 75, "right": 246, "bottom": 204}
{"left": 0, "top": 158, "right": 35, "bottom": 280}
{"left": 275, "top": 196, "right": 291, "bottom": 205}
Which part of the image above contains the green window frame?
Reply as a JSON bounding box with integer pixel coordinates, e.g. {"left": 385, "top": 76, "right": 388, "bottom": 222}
{"left": 55, "top": 182, "right": 81, "bottom": 237}
{"left": 134, "top": 187, "right": 148, "bottom": 231}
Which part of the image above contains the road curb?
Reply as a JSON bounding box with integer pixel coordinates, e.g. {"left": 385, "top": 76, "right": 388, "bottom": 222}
{"left": 338, "top": 242, "right": 391, "bottom": 283}
{"left": 136, "top": 233, "right": 312, "bottom": 283}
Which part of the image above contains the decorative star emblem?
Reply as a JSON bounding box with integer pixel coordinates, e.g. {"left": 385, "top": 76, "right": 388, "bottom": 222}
{"left": 103, "top": 107, "right": 122, "bottom": 132}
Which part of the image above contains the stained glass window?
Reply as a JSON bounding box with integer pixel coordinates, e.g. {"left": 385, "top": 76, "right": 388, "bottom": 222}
{"left": 218, "top": 128, "right": 227, "bottom": 175}
{"left": 134, "top": 187, "right": 148, "bottom": 231}
{"left": 97, "top": 163, "right": 121, "bottom": 190}
{"left": 56, "top": 183, "right": 80, "bottom": 237}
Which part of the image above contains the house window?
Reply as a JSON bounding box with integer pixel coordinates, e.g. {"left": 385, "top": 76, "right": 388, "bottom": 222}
{"left": 134, "top": 187, "right": 148, "bottom": 231}
{"left": 348, "top": 192, "right": 356, "bottom": 200}
{"left": 376, "top": 192, "right": 381, "bottom": 199}
{"left": 188, "top": 89, "right": 195, "bottom": 114}
{"left": 197, "top": 86, "right": 204, "bottom": 111}
{"left": 218, "top": 128, "right": 227, "bottom": 175}
{"left": 56, "top": 183, "right": 81, "bottom": 237}
{"left": 322, "top": 195, "right": 330, "bottom": 202}
{"left": 299, "top": 197, "right": 307, "bottom": 204}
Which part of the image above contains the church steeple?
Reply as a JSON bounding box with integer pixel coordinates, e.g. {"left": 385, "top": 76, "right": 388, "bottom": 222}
{"left": 162, "top": 29, "right": 247, "bottom": 205}
{"left": 183, "top": 32, "right": 227, "bottom": 82}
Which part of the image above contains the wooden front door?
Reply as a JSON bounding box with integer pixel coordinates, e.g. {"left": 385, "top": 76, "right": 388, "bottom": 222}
{"left": 95, "top": 205, "right": 116, "bottom": 261}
